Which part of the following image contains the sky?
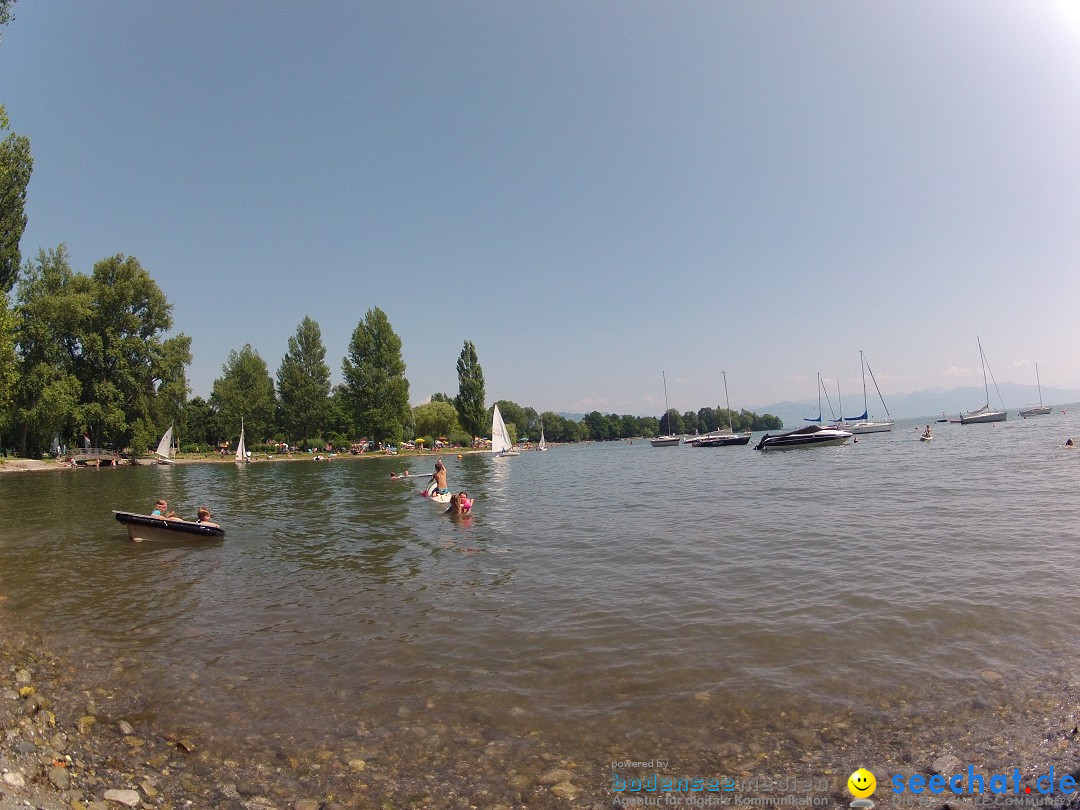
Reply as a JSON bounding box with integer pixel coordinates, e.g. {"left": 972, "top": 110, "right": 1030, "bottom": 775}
{"left": 3, "top": 1, "right": 1080, "bottom": 416}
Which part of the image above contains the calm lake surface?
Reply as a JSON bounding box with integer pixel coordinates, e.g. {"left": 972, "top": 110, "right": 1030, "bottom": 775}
{"left": 2, "top": 414, "right": 1079, "bottom": 790}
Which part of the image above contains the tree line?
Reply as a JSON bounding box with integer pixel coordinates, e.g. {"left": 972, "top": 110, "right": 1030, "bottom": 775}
{"left": 0, "top": 104, "right": 782, "bottom": 456}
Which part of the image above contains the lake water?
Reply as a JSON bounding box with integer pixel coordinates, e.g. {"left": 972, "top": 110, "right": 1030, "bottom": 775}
{"left": 2, "top": 413, "right": 1079, "bottom": 800}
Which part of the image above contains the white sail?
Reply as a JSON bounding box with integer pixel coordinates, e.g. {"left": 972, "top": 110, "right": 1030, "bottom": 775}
{"left": 155, "top": 425, "right": 174, "bottom": 461}
{"left": 491, "top": 404, "right": 514, "bottom": 455}
{"left": 235, "top": 420, "right": 247, "bottom": 463}
{"left": 538, "top": 428, "right": 547, "bottom": 451}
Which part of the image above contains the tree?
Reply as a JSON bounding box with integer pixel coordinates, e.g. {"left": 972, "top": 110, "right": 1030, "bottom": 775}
{"left": 412, "top": 401, "right": 459, "bottom": 442}
{"left": 75, "top": 254, "right": 191, "bottom": 448}
{"left": 430, "top": 392, "right": 453, "bottom": 404}
{"left": 0, "top": 105, "right": 32, "bottom": 293}
{"left": 211, "top": 344, "right": 276, "bottom": 445}
{"left": 10, "top": 246, "right": 85, "bottom": 454}
{"left": 181, "top": 396, "right": 217, "bottom": 447}
{"left": 453, "top": 340, "right": 486, "bottom": 438}
{"left": 9, "top": 247, "right": 190, "bottom": 454}
{"left": 340, "top": 307, "right": 410, "bottom": 444}
{"left": 277, "top": 316, "right": 331, "bottom": 444}
{"left": 0, "top": 297, "right": 16, "bottom": 431}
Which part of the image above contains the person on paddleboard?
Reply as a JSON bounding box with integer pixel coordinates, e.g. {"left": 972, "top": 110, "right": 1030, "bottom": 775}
{"left": 428, "top": 459, "right": 449, "bottom": 498}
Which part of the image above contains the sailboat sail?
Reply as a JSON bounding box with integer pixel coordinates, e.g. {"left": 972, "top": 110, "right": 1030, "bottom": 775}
{"left": 538, "top": 426, "right": 547, "bottom": 451}
{"left": 491, "top": 405, "right": 513, "bottom": 455}
{"left": 155, "top": 425, "right": 175, "bottom": 462}
{"left": 235, "top": 420, "right": 247, "bottom": 462}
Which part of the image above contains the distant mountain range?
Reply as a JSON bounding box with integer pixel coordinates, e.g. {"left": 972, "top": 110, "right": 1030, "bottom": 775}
{"left": 749, "top": 383, "right": 1080, "bottom": 427}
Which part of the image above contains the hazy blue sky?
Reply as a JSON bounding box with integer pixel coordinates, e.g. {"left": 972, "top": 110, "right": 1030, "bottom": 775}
{"left": 4, "top": 1, "right": 1080, "bottom": 415}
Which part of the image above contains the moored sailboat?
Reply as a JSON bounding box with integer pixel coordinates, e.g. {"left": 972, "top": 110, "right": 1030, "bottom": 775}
{"left": 650, "top": 371, "right": 681, "bottom": 446}
{"left": 689, "top": 371, "right": 751, "bottom": 447}
{"left": 1018, "top": 363, "right": 1051, "bottom": 418}
{"left": 960, "top": 337, "right": 1007, "bottom": 424}
{"left": 841, "top": 352, "right": 894, "bottom": 434}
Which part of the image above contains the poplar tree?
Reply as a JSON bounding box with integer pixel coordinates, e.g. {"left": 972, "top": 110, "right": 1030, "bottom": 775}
{"left": 0, "top": 105, "right": 32, "bottom": 293}
{"left": 341, "top": 307, "right": 410, "bottom": 444}
{"left": 277, "top": 316, "right": 330, "bottom": 444}
{"left": 454, "top": 340, "right": 486, "bottom": 439}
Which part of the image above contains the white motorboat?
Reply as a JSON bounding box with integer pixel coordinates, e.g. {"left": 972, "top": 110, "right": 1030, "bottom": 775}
{"left": 754, "top": 424, "right": 852, "bottom": 451}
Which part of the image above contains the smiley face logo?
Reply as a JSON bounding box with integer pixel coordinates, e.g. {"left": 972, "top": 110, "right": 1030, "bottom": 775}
{"left": 848, "top": 768, "right": 876, "bottom": 798}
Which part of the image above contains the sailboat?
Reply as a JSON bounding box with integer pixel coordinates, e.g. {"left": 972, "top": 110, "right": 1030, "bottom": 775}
{"left": 537, "top": 418, "right": 547, "bottom": 451}
{"left": 491, "top": 404, "right": 519, "bottom": 457}
{"left": 235, "top": 418, "right": 250, "bottom": 463}
{"left": 650, "top": 371, "right": 681, "bottom": 446}
{"left": 688, "top": 371, "right": 751, "bottom": 447}
{"left": 154, "top": 425, "right": 176, "bottom": 464}
{"left": 960, "top": 337, "right": 1007, "bottom": 424}
{"left": 840, "top": 352, "right": 894, "bottom": 434}
{"left": 1018, "top": 363, "right": 1051, "bottom": 418}
{"left": 804, "top": 373, "right": 824, "bottom": 423}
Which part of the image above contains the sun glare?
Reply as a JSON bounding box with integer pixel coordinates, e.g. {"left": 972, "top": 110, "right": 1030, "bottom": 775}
{"left": 1051, "top": 0, "right": 1080, "bottom": 34}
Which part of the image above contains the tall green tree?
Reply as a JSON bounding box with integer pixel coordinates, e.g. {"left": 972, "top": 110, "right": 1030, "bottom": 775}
{"left": 11, "top": 246, "right": 85, "bottom": 454}
{"left": 211, "top": 344, "right": 276, "bottom": 445}
{"left": 454, "top": 340, "right": 486, "bottom": 439}
{"left": 276, "top": 316, "right": 330, "bottom": 443}
{"left": 0, "top": 105, "right": 32, "bottom": 293}
{"left": 341, "top": 307, "right": 410, "bottom": 444}
{"left": 75, "top": 254, "right": 190, "bottom": 448}
{"left": 10, "top": 247, "right": 189, "bottom": 454}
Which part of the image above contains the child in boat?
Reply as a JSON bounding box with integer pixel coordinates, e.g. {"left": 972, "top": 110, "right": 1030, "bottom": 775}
{"left": 196, "top": 507, "right": 219, "bottom": 527}
{"left": 151, "top": 499, "right": 167, "bottom": 516}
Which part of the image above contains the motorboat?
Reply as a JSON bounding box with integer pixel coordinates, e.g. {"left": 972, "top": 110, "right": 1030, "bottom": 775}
{"left": 114, "top": 511, "right": 225, "bottom": 543}
{"left": 754, "top": 424, "right": 852, "bottom": 451}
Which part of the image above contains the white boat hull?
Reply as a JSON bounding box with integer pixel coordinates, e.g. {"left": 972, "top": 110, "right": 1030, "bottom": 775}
{"left": 755, "top": 425, "right": 852, "bottom": 451}
{"left": 650, "top": 436, "right": 681, "bottom": 447}
{"left": 960, "top": 410, "right": 1007, "bottom": 424}
{"left": 847, "top": 420, "right": 893, "bottom": 434}
{"left": 1018, "top": 406, "right": 1051, "bottom": 417}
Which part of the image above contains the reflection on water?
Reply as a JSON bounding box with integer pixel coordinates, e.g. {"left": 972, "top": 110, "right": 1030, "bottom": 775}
{"left": 3, "top": 416, "right": 1080, "bottom": 769}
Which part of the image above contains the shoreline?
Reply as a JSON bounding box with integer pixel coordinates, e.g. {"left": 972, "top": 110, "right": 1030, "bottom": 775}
{"left": 0, "top": 448, "right": 492, "bottom": 475}
{"left": 5, "top": 596, "right": 1080, "bottom": 809}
